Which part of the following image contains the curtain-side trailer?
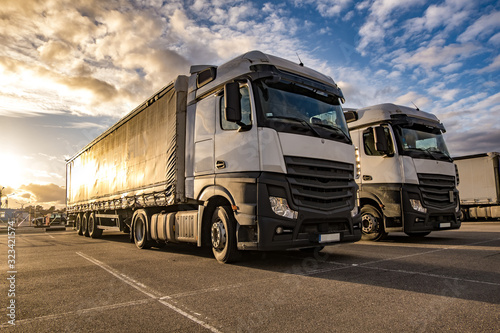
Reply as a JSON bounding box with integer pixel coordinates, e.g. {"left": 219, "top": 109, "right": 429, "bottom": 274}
{"left": 454, "top": 152, "right": 500, "bottom": 220}
{"left": 66, "top": 51, "right": 362, "bottom": 262}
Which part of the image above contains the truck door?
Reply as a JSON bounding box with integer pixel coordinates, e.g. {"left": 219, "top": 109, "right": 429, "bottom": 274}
{"left": 360, "top": 125, "right": 400, "bottom": 185}
{"left": 214, "top": 84, "right": 259, "bottom": 176}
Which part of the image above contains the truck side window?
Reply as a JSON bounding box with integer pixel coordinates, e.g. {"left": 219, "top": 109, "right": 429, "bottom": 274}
{"left": 363, "top": 127, "right": 394, "bottom": 156}
{"left": 220, "top": 85, "right": 252, "bottom": 130}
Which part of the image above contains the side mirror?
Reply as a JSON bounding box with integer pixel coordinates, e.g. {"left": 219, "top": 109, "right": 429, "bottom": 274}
{"left": 224, "top": 82, "right": 241, "bottom": 123}
{"left": 344, "top": 110, "right": 358, "bottom": 123}
{"left": 373, "top": 126, "right": 389, "bottom": 153}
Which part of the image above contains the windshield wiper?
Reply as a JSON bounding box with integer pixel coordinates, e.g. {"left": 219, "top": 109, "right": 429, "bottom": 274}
{"left": 425, "top": 148, "right": 452, "bottom": 162}
{"left": 409, "top": 148, "right": 451, "bottom": 161}
{"left": 267, "top": 116, "right": 321, "bottom": 137}
{"left": 312, "top": 123, "right": 350, "bottom": 141}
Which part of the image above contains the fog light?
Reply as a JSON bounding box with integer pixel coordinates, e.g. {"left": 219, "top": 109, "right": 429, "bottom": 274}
{"left": 410, "top": 199, "right": 427, "bottom": 213}
{"left": 269, "top": 196, "right": 298, "bottom": 219}
{"left": 276, "top": 226, "right": 284, "bottom": 234}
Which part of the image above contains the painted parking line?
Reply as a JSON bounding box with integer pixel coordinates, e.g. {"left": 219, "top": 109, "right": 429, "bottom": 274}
{"left": 76, "top": 252, "right": 222, "bottom": 333}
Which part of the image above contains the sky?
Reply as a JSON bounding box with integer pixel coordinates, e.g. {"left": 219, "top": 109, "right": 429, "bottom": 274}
{"left": 0, "top": 0, "right": 499, "bottom": 209}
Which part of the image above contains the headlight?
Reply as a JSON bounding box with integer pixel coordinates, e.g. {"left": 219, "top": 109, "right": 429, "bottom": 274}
{"left": 350, "top": 205, "right": 358, "bottom": 217}
{"left": 269, "top": 196, "right": 298, "bottom": 219}
{"left": 410, "top": 199, "right": 427, "bottom": 213}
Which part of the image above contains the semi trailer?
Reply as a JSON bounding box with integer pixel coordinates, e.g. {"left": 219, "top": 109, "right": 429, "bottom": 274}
{"left": 66, "top": 50, "right": 362, "bottom": 262}
{"left": 454, "top": 152, "right": 500, "bottom": 220}
{"left": 344, "top": 103, "right": 461, "bottom": 240}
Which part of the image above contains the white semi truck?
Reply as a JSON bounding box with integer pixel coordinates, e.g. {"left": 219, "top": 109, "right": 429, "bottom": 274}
{"left": 66, "top": 51, "right": 362, "bottom": 262}
{"left": 454, "top": 152, "right": 500, "bottom": 220}
{"left": 344, "top": 103, "right": 461, "bottom": 240}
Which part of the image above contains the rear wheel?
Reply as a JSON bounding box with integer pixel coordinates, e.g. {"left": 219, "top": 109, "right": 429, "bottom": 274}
{"left": 211, "top": 206, "right": 240, "bottom": 263}
{"left": 76, "top": 214, "right": 83, "bottom": 235}
{"left": 361, "top": 205, "right": 387, "bottom": 241}
{"left": 89, "top": 213, "right": 103, "bottom": 238}
{"left": 82, "top": 213, "right": 90, "bottom": 237}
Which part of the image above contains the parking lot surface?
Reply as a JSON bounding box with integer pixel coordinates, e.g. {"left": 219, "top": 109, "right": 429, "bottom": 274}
{"left": 1, "top": 222, "right": 500, "bottom": 332}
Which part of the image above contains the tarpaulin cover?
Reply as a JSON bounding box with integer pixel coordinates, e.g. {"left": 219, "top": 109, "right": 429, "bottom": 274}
{"left": 67, "top": 76, "right": 188, "bottom": 210}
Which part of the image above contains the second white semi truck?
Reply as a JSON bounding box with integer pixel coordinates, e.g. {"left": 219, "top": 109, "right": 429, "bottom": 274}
{"left": 66, "top": 51, "right": 362, "bottom": 262}
{"left": 345, "top": 103, "right": 461, "bottom": 240}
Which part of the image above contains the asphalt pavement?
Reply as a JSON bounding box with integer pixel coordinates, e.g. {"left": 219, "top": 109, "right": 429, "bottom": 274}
{"left": 1, "top": 222, "right": 499, "bottom": 332}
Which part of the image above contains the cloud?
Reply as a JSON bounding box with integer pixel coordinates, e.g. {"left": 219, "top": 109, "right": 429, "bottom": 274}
{"left": 356, "top": 0, "right": 426, "bottom": 54}
{"left": 457, "top": 11, "right": 500, "bottom": 43}
{"left": 427, "top": 83, "right": 459, "bottom": 101}
{"left": 19, "top": 183, "right": 66, "bottom": 206}
{"left": 293, "top": 0, "right": 353, "bottom": 18}
{"left": 394, "top": 91, "right": 430, "bottom": 108}
{"left": 403, "top": 0, "right": 473, "bottom": 36}
{"left": 477, "top": 54, "right": 500, "bottom": 73}
{"left": 393, "top": 43, "right": 481, "bottom": 70}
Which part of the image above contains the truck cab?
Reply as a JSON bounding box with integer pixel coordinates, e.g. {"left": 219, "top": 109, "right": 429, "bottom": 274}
{"left": 186, "top": 51, "right": 362, "bottom": 257}
{"left": 346, "top": 103, "right": 461, "bottom": 240}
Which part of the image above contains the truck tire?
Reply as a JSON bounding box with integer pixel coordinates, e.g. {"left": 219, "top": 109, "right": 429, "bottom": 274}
{"left": 89, "top": 213, "right": 103, "bottom": 239}
{"left": 133, "top": 210, "right": 152, "bottom": 249}
{"left": 211, "top": 206, "right": 241, "bottom": 263}
{"left": 82, "top": 213, "right": 90, "bottom": 237}
{"left": 361, "top": 205, "right": 387, "bottom": 241}
{"left": 76, "top": 214, "right": 83, "bottom": 235}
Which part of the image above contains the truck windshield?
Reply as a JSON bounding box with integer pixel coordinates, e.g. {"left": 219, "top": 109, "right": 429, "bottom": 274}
{"left": 395, "top": 125, "right": 452, "bottom": 161}
{"left": 254, "top": 79, "right": 351, "bottom": 143}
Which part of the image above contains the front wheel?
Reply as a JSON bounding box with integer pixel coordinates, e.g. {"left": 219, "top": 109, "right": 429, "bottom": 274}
{"left": 361, "top": 205, "right": 387, "bottom": 241}
{"left": 211, "top": 206, "right": 241, "bottom": 263}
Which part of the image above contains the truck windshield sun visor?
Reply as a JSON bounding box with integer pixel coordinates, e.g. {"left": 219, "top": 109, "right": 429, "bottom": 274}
{"left": 254, "top": 78, "right": 351, "bottom": 143}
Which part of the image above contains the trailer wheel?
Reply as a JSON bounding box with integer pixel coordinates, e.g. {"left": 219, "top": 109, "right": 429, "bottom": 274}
{"left": 211, "top": 206, "right": 241, "bottom": 263}
{"left": 133, "top": 211, "right": 152, "bottom": 249}
{"left": 82, "top": 213, "right": 90, "bottom": 237}
{"left": 89, "top": 213, "right": 103, "bottom": 239}
{"left": 76, "top": 214, "right": 83, "bottom": 235}
{"left": 361, "top": 205, "right": 387, "bottom": 241}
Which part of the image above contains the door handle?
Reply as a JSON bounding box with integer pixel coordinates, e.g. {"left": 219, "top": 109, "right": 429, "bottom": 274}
{"left": 363, "top": 175, "right": 373, "bottom": 181}
{"left": 216, "top": 160, "right": 226, "bottom": 169}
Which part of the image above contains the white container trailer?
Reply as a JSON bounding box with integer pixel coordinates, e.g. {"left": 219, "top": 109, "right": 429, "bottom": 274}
{"left": 66, "top": 51, "right": 362, "bottom": 262}
{"left": 454, "top": 152, "right": 500, "bottom": 220}
{"left": 345, "top": 103, "right": 461, "bottom": 240}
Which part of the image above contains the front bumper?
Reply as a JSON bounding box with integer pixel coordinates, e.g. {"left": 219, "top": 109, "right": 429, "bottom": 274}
{"left": 402, "top": 186, "right": 461, "bottom": 233}
{"left": 235, "top": 172, "right": 362, "bottom": 251}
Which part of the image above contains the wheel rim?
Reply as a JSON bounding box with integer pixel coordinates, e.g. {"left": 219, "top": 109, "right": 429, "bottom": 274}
{"left": 89, "top": 216, "right": 94, "bottom": 232}
{"left": 211, "top": 221, "right": 226, "bottom": 251}
{"left": 362, "top": 213, "right": 378, "bottom": 234}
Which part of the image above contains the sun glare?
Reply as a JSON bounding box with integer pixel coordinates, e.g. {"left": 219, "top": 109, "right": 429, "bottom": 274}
{"left": 0, "top": 152, "right": 25, "bottom": 188}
